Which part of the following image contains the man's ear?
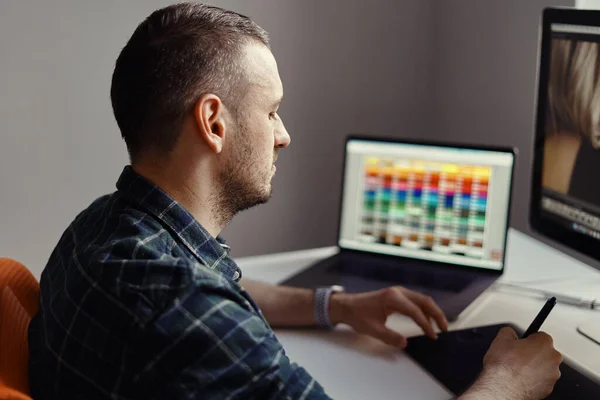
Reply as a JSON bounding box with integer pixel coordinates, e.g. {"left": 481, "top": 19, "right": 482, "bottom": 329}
{"left": 193, "top": 94, "right": 227, "bottom": 154}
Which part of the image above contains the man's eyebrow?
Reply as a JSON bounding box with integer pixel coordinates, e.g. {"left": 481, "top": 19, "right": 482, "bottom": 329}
{"left": 271, "top": 95, "right": 283, "bottom": 108}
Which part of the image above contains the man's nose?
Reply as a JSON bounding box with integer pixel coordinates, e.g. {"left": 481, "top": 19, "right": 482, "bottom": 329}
{"left": 275, "top": 120, "right": 290, "bottom": 148}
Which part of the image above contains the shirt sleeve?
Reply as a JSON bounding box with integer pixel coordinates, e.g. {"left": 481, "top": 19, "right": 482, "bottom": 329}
{"left": 132, "top": 268, "right": 331, "bottom": 400}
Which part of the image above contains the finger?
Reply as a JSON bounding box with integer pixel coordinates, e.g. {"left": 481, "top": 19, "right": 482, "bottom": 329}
{"left": 371, "top": 326, "right": 407, "bottom": 348}
{"left": 527, "top": 331, "right": 554, "bottom": 348}
{"left": 495, "top": 327, "right": 518, "bottom": 343}
{"left": 530, "top": 331, "right": 553, "bottom": 342}
{"left": 553, "top": 350, "right": 563, "bottom": 366}
{"left": 403, "top": 291, "right": 448, "bottom": 332}
{"left": 388, "top": 293, "right": 438, "bottom": 340}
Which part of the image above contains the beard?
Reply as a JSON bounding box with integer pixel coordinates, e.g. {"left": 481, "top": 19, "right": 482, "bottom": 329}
{"left": 213, "top": 126, "right": 274, "bottom": 224}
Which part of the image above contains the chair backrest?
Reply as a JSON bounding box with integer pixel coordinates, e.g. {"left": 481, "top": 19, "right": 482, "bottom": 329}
{"left": 0, "top": 259, "right": 39, "bottom": 400}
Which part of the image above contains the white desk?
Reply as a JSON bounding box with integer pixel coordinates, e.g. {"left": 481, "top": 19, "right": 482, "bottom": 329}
{"left": 237, "top": 229, "right": 600, "bottom": 399}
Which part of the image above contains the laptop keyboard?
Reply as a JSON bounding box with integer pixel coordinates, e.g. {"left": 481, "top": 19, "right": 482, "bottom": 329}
{"left": 407, "top": 270, "right": 473, "bottom": 293}
{"left": 334, "top": 257, "right": 475, "bottom": 294}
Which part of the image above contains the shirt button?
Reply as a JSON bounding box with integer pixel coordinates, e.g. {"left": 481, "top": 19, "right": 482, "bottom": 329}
{"left": 233, "top": 270, "right": 240, "bottom": 281}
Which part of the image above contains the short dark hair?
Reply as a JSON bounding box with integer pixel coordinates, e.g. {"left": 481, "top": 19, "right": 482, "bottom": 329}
{"left": 110, "top": 2, "right": 269, "bottom": 162}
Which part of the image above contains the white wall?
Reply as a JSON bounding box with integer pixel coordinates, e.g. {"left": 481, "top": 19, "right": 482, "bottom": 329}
{"left": 577, "top": 0, "right": 600, "bottom": 7}
{"left": 0, "top": 1, "right": 434, "bottom": 277}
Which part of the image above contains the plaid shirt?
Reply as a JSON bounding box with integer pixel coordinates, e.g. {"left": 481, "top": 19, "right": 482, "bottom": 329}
{"left": 28, "top": 166, "right": 329, "bottom": 400}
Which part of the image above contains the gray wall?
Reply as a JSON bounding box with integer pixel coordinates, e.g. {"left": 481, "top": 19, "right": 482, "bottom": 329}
{"left": 222, "top": 0, "right": 435, "bottom": 258}
{"left": 0, "top": 0, "right": 434, "bottom": 277}
{"left": 1, "top": 0, "right": 586, "bottom": 278}
{"left": 428, "top": 0, "right": 574, "bottom": 234}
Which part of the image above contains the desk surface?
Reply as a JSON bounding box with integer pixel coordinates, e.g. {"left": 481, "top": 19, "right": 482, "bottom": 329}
{"left": 237, "top": 229, "right": 600, "bottom": 400}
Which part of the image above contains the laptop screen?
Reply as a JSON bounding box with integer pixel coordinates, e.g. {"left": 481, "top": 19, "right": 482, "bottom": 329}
{"left": 338, "top": 138, "right": 515, "bottom": 271}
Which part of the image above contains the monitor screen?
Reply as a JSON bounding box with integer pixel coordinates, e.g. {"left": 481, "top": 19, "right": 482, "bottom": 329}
{"left": 532, "top": 10, "right": 600, "bottom": 257}
{"left": 339, "top": 138, "right": 515, "bottom": 271}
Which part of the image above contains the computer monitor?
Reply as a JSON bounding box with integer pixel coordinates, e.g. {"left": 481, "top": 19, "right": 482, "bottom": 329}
{"left": 530, "top": 7, "right": 600, "bottom": 345}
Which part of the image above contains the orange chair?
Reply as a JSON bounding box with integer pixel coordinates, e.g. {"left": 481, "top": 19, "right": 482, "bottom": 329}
{"left": 0, "top": 259, "right": 39, "bottom": 400}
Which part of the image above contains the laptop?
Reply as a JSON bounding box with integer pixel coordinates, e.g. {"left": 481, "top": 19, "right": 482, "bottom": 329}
{"left": 282, "top": 135, "right": 516, "bottom": 321}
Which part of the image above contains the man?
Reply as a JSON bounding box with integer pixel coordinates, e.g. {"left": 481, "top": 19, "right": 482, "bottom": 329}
{"left": 28, "top": 3, "right": 562, "bottom": 399}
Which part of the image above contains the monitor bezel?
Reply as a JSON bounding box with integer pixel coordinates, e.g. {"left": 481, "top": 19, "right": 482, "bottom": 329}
{"left": 530, "top": 8, "right": 600, "bottom": 261}
{"left": 338, "top": 134, "right": 516, "bottom": 275}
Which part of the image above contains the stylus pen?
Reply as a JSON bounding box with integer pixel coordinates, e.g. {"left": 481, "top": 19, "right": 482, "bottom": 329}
{"left": 521, "top": 297, "right": 557, "bottom": 339}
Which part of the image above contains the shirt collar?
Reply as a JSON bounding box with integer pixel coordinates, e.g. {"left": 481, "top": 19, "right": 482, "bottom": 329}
{"left": 116, "top": 166, "right": 241, "bottom": 282}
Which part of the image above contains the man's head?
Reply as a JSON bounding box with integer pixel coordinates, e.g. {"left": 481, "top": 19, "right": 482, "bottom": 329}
{"left": 111, "top": 3, "right": 290, "bottom": 221}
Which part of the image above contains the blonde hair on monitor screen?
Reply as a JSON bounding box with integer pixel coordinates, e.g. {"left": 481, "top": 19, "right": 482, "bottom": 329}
{"left": 547, "top": 39, "right": 600, "bottom": 148}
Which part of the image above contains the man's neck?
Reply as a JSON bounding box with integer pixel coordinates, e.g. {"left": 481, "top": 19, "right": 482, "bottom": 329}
{"left": 131, "top": 162, "right": 229, "bottom": 238}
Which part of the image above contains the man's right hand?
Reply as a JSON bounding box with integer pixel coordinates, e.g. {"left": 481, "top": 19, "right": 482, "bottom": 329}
{"left": 460, "top": 327, "right": 563, "bottom": 400}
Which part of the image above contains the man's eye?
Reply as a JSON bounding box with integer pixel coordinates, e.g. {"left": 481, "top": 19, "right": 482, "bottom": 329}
{"left": 269, "top": 112, "right": 277, "bottom": 120}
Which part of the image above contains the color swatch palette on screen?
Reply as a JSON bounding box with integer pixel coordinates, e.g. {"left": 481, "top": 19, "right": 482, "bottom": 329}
{"left": 360, "top": 157, "right": 490, "bottom": 259}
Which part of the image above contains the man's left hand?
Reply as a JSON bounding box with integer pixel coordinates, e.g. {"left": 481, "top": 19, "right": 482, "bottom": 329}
{"left": 329, "top": 287, "right": 449, "bottom": 348}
